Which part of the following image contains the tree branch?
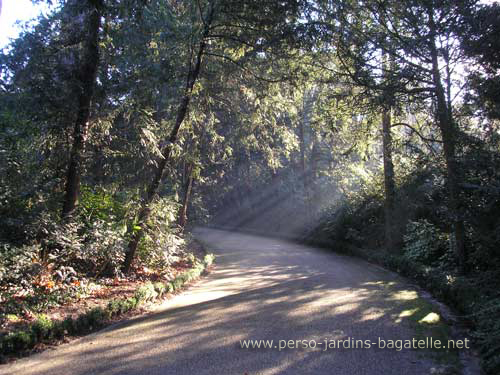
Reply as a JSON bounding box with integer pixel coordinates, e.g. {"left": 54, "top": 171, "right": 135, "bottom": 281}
{"left": 391, "top": 122, "right": 442, "bottom": 143}
{"left": 204, "top": 52, "right": 287, "bottom": 83}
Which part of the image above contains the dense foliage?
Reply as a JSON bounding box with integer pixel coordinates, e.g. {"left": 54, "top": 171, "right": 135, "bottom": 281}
{"left": 1, "top": 0, "right": 499, "bottom": 372}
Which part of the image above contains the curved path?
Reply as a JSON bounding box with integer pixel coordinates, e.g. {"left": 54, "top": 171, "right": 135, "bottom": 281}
{"left": 1, "top": 229, "right": 445, "bottom": 374}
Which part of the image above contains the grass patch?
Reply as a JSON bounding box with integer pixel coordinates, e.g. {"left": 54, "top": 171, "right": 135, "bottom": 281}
{"left": 377, "top": 280, "right": 462, "bottom": 372}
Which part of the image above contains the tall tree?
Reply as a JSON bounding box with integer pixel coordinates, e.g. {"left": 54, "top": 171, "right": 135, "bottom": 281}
{"left": 458, "top": 3, "right": 500, "bottom": 120}
{"left": 122, "top": 0, "right": 216, "bottom": 273}
{"left": 61, "top": 0, "right": 103, "bottom": 219}
{"left": 381, "top": 43, "right": 397, "bottom": 252}
{"left": 425, "top": 1, "right": 467, "bottom": 271}
{"left": 381, "top": 97, "right": 396, "bottom": 251}
{"left": 316, "top": 0, "right": 477, "bottom": 271}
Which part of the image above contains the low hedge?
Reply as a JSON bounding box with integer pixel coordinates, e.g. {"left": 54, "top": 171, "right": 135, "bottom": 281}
{"left": 0, "top": 253, "right": 214, "bottom": 358}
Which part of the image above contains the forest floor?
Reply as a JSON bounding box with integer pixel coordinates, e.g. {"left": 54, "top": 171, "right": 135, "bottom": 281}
{"left": 0, "top": 241, "right": 207, "bottom": 358}
{"left": 0, "top": 228, "right": 479, "bottom": 375}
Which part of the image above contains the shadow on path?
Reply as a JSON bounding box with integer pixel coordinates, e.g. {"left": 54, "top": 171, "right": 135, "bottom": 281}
{"left": 1, "top": 229, "right": 443, "bottom": 375}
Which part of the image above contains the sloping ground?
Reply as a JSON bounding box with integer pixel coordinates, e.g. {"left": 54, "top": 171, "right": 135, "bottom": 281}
{"left": 0, "top": 228, "right": 470, "bottom": 375}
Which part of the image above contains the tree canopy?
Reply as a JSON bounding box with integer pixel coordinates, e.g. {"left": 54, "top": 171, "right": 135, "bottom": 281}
{"left": 1, "top": 0, "right": 500, "bottom": 372}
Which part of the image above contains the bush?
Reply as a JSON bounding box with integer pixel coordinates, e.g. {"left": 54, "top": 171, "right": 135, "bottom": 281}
{"left": 79, "top": 186, "right": 128, "bottom": 224}
{"left": 204, "top": 254, "right": 215, "bottom": 266}
{"left": 29, "top": 212, "right": 83, "bottom": 266}
{"left": 1, "top": 331, "right": 34, "bottom": 353}
{"left": 83, "top": 307, "right": 108, "bottom": 330}
{"left": 31, "top": 314, "right": 54, "bottom": 340}
{"left": 166, "top": 282, "right": 174, "bottom": 293}
{"left": 134, "top": 282, "right": 158, "bottom": 304}
{"left": 137, "top": 197, "right": 183, "bottom": 271}
{"left": 78, "top": 219, "right": 126, "bottom": 277}
{"left": 153, "top": 282, "right": 167, "bottom": 298}
{"left": 0, "top": 242, "right": 40, "bottom": 289}
{"left": 0, "top": 252, "right": 214, "bottom": 357}
{"left": 473, "top": 297, "right": 500, "bottom": 374}
{"left": 172, "top": 277, "right": 184, "bottom": 291}
{"left": 402, "top": 220, "right": 450, "bottom": 266}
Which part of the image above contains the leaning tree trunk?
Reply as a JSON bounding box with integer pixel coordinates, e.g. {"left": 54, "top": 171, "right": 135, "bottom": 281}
{"left": 122, "top": 2, "right": 215, "bottom": 274}
{"left": 61, "top": 0, "right": 102, "bottom": 219}
{"left": 427, "top": 7, "right": 467, "bottom": 273}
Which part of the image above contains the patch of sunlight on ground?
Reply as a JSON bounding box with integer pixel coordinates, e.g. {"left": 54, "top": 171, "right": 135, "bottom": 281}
{"left": 390, "top": 290, "right": 419, "bottom": 301}
{"left": 395, "top": 308, "right": 419, "bottom": 323}
{"left": 358, "top": 307, "right": 385, "bottom": 322}
{"left": 418, "top": 312, "right": 440, "bottom": 324}
{"left": 363, "top": 281, "right": 396, "bottom": 287}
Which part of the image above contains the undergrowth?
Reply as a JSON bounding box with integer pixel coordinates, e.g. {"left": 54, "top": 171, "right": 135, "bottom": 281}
{"left": 0, "top": 254, "right": 214, "bottom": 360}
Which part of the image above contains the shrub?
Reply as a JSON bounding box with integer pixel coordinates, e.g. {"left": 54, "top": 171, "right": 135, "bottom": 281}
{"left": 472, "top": 297, "right": 500, "bottom": 374}
{"left": 166, "top": 282, "right": 174, "bottom": 293}
{"left": 137, "top": 197, "right": 183, "bottom": 271}
{"left": 172, "top": 277, "right": 184, "bottom": 291}
{"left": 79, "top": 186, "right": 128, "bottom": 224}
{"left": 62, "top": 317, "right": 76, "bottom": 335}
{"left": 402, "top": 220, "right": 450, "bottom": 266}
{"left": 134, "top": 282, "right": 158, "bottom": 304}
{"left": 124, "top": 297, "right": 138, "bottom": 310}
{"left": 0, "top": 254, "right": 214, "bottom": 357}
{"left": 0, "top": 242, "right": 40, "bottom": 288}
{"left": 204, "top": 254, "right": 215, "bottom": 266}
{"left": 84, "top": 307, "right": 108, "bottom": 329}
{"left": 31, "top": 314, "right": 54, "bottom": 340}
{"left": 78, "top": 219, "right": 126, "bottom": 277}
{"left": 153, "top": 282, "right": 167, "bottom": 298}
{"left": 2, "top": 331, "right": 34, "bottom": 353}
{"left": 29, "top": 212, "right": 83, "bottom": 266}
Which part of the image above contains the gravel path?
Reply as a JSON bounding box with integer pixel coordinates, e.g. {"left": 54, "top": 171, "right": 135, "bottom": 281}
{"left": 1, "top": 228, "right": 444, "bottom": 375}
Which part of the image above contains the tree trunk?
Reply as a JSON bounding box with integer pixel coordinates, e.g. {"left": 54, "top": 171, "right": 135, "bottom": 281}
{"left": 310, "top": 139, "right": 320, "bottom": 214}
{"left": 178, "top": 165, "right": 194, "bottom": 230}
{"left": 300, "top": 91, "right": 311, "bottom": 220}
{"left": 122, "top": 2, "right": 215, "bottom": 274}
{"left": 61, "top": 0, "right": 102, "bottom": 219}
{"left": 382, "top": 105, "right": 396, "bottom": 252}
{"left": 427, "top": 7, "right": 467, "bottom": 273}
{"left": 379, "top": 11, "right": 398, "bottom": 252}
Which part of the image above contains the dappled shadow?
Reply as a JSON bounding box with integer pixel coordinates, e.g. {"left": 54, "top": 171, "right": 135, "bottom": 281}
{"left": 2, "top": 229, "right": 443, "bottom": 375}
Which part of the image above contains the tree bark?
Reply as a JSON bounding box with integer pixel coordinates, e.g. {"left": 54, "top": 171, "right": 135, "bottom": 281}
{"left": 122, "top": 2, "right": 215, "bottom": 274}
{"left": 300, "top": 91, "right": 312, "bottom": 220}
{"left": 299, "top": 123, "right": 310, "bottom": 219}
{"left": 310, "top": 139, "right": 320, "bottom": 214}
{"left": 382, "top": 105, "right": 396, "bottom": 252}
{"left": 427, "top": 6, "right": 467, "bottom": 273}
{"left": 178, "top": 165, "right": 194, "bottom": 230}
{"left": 379, "top": 10, "right": 398, "bottom": 253}
{"left": 61, "top": 0, "right": 102, "bottom": 219}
